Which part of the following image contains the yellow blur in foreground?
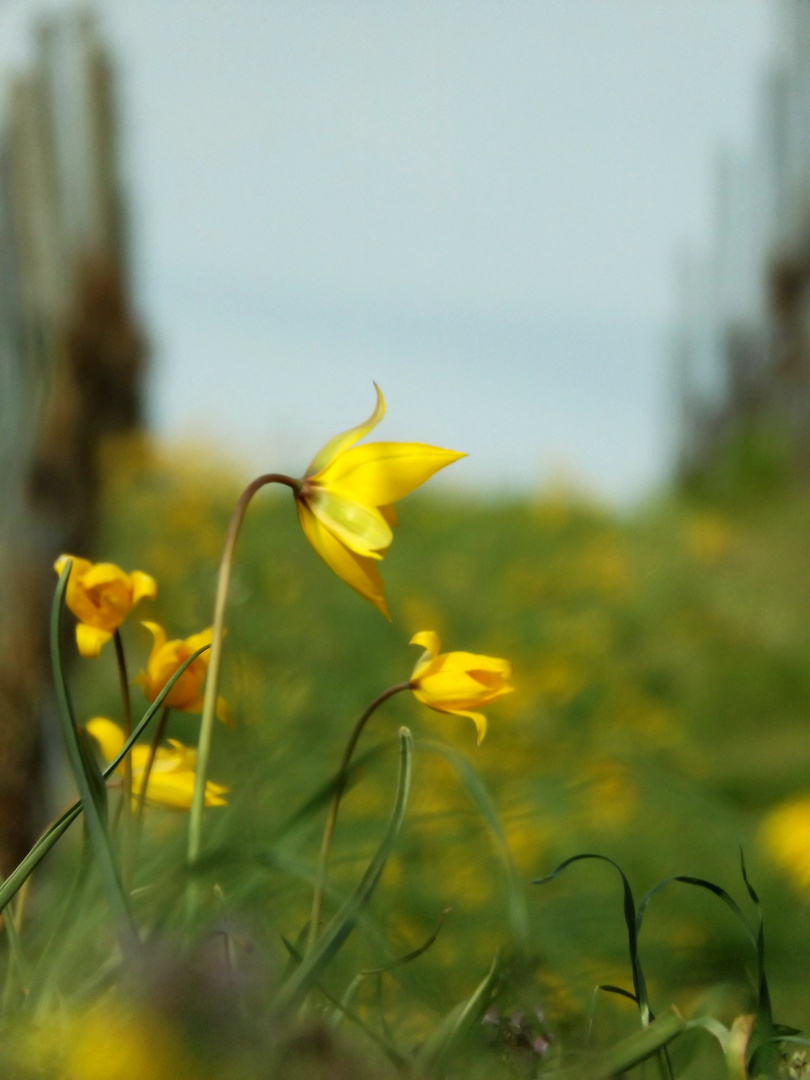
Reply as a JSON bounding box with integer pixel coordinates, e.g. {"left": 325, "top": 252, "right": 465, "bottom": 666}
{"left": 19, "top": 1001, "right": 194, "bottom": 1080}
{"left": 134, "top": 621, "right": 232, "bottom": 724}
{"left": 87, "top": 717, "right": 228, "bottom": 809}
{"left": 295, "top": 384, "right": 465, "bottom": 617}
{"left": 53, "top": 555, "right": 157, "bottom": 657}
{"left": 409, "top": 630, "right": 514, "bottom": 745}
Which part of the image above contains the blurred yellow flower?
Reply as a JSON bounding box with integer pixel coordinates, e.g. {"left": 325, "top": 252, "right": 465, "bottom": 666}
{"left": 134, "top": 622, "right": 231, "bottom": 724}
{"left": 295, "top": 385, "right": 465, "bottom": 617}
{"left": 87, "top": 717, "right": 228, "bottom": 810}
{"left": 761, "top": 794, "right": 810, "bottom": 891}
{"left": 408, "top": 630, "right": 513, "bottom": 745}
{"left": 53, "top": 555, "right": 157, "bottom": 658}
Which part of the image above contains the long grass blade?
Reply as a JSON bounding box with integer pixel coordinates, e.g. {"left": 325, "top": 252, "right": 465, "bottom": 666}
{"left": 273, "top": 726, "right": 414, "bottom": 1012}
{"left": 0, "top": 643, "right": 211, "bottom": 916}
{"left": 51, "top": 562, "right": 136, "bottom": 947}
{"left": 418, "top": 738, "right": 528, "bottom": 951}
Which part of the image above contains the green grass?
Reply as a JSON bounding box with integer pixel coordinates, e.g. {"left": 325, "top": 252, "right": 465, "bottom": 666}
{"left": 15, "top": 441, "right": 810, "bottom": 1076}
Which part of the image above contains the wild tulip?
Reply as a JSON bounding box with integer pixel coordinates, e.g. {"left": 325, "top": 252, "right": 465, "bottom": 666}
{"left": 53, "top": 556, "right": 157, "bottom": 657}
{"left": 135, "top": 622, "right": 231, "bottom": 724}
{"left": 409, "top": 630, "right": 514, "bottom": 744}
{"left": 87, "top": 717, "right": 227, "bottom": 810}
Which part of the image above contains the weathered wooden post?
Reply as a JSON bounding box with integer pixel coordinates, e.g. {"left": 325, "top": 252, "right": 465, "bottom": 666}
{"left": 0, "top": 9, "right": 145, "bottom": 871}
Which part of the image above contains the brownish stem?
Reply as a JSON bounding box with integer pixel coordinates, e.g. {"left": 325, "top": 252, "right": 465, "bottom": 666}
{"left": 307, "top": 682, "right": 411, "bottom": 954}
{"left": 187, "top": 473, "right": 300, "bottom": 867}
{"left": 113, "top": 630, "right": 132, "bottom": 816}
{"left": 135, "top": 705, "right": 170, "bottom": 823}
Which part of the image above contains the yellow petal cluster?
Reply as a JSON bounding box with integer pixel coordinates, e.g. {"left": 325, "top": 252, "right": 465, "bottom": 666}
{"left": 408, "top": 630, "right": 514, "bottom": 745}
{"left": 53, "top": 556, "right": 157, "bottom": 658}
{"left": 296, "top": 385, "right": 465, "bottom": 617}
{"left": 87, "top": 717, "right": 228, "bottom": 810}
{"left": 134, "top": 622, "right": 231, "bottom": 724}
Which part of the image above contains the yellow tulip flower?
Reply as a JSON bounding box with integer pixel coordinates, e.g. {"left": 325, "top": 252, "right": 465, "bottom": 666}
{"left": 409, "top": 630, "right": 514, "bottom": 745}
{"left": 295, "top": 385, "right": 465, "bottom": 617}
{"left": 87, "top": 717, "right": 228, "bottom": 810}
{"left": 53, "top": 556, "right": 157, "bottom": 658}
{"left": 134, "top": 622, "right": 232, "bottom": 724}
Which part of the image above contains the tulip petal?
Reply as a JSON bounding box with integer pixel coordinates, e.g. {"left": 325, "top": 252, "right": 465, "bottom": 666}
{"left": 316, "top": 442, "right": 466, "bottom": 506}
{"left": 216, "top": 695, "right": 233, "bottom": 727}
{"left": 306, "top": 383, "right": 386, "bottom": 477}
{"left": 86, "top": 717, "right": 126, "bottom": 764}
{"left": 185, "top": 627, "right": 213, "bottom": 657}
{"left": 308, "top": 489, "right": 392, "bottom": 558}
{"left": 296, "top": 501, "right": 390, "bottom": 618}
{"left": 410, "top": 630, "right": 441, "bottom": 657}
{"left": 54, "top": 554, "right": 91, "bottom": 579}
{"left": 141, "top": 620, "right": 167, "bottom": 652}
{"left": 130, "top": 571, "right": 158, "bottom": 604}
{"left": 76, "top": 623, "right": 113, "bottom": 658}
{"left": 450, "top": 709, "right": 487, "bottom": 745}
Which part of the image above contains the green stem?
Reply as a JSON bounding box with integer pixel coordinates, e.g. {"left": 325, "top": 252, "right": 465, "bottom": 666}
{"left": 113, "top": 630, "right": 133, "bottom": 815}
{"left": 187, "top": 473, "right": 300, "bottom": 868}
{"left": 136, "top": 706, "right": 169, "bottom": 824}
{"left": 307, "top": 682, "right": 411, "bottom": 955}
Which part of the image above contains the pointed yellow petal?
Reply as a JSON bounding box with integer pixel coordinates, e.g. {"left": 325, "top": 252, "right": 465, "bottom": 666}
{"left": 185, "top": 627, "right": 213, "bottom": 655}
{"left": 86, "top": 717, "right": 126, "bottom": 764}
{"left": 130, "top": 571, "right": 158, "bottom": 604}
{"left": 410, "top": 630, "right": 441, "bottom": 656}
{"left": 316, "top": 442, "right": 466, "bottom": 506}
{"left": 450, "top": 709, "right": 487, "bottom": 745}
{"left": 80, "top": 562, "right": 130, "bottom": 591}
{"left": 54, "top": 554, "right": 90, "bottom": 578}
{"left": 141, "top": 621, "right": 167, "bottom": 652}
{"left": 306, "top": 384, "right": 386, "bottom": 477}
{"left": 307, "top": 490, "right": 392, "bottom": 558}
{"left": 296, "top": 501, "right": 390, "bottom": 618}
{"left": 76, "top": 623, "right": 113, "bottom": 658}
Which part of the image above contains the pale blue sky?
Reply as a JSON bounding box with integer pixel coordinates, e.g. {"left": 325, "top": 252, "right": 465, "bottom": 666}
{"left": 0, "top": 1, "right": 773, "bottom": 499}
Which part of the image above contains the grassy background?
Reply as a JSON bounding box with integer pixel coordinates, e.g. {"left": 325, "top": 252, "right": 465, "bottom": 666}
{"left": 46, "top": 436, "right": 810, "bottom": 1067}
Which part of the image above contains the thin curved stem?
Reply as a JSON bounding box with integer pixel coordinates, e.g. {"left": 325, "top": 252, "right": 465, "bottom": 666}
{"left": 113, "top": 630, "right": 132, "bottom": 816}
{"left": 136, "top": 706, "right": 169, "bottom": 824}
{"left": 187, "top": 473, "right": 300, "bottom": 868}
{"left": 307, "top": 682, "right": 411, "bottom": 955}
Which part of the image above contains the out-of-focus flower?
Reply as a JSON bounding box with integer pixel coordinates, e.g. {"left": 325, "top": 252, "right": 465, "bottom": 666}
{"left": 53, "top": 556, "right": 157, "bottom": 658}
{"left": 20, "top": 1000, "right": 195, "bottom": 1080}
{"left": 408, "top": 630, "right": 513, "bottom": 745}
{"left": 87, "top": 717, "right": 228, "bottom": 810}
{"left": 295, "top": 385, "right": 465, "bottom": 617}
{"left": 761, "top": 795, "right": 810, "bottom": 891}
{"left": 134, "top": 622, "right": 231, "bottom": 724}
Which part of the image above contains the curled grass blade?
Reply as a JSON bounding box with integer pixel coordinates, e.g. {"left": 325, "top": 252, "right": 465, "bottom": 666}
{"left": 51, "top": 562, "right": 136, "bottom": 947}
{"left": 418, "top": 738, "right": 528, "bottom": 951}
{"left": 0, "top": 643, "right": 211, "bottom": 916}
{"left": 272, "top": 727, "right": 414, "bottom": 1013}
{"left": 534, "top": 853, "right": 650, "bottom": 1024}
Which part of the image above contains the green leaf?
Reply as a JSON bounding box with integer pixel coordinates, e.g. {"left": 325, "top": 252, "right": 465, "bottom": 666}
{"left": 413, "top": 951, "right": 500, "bottom": 1078}
{"left": 273, "top": 726, "right": 414, "bottom": 1012}
{"left": 417, "top": 738, "right": 528, "bottom": 951}
{"left": 0, "top": 642, "right": 212, "bottom": 916}
{"left": 51, "top": 561, "right": 136, "bottom": 948}
{"left": 534, "top": 853, "right": 651, "bottom": 1024}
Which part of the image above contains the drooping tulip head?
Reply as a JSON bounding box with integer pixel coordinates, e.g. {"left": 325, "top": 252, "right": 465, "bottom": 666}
{"left": 295, "top": 386, "right": 465, "bottom": 617}
{"left": 408, "top": 630, "right": 513, "bottom": 745}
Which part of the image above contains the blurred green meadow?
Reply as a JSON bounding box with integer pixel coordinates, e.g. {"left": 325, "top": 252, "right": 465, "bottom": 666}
{"left": 25, "top": 434, "right": 810, "bottom": 1076}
